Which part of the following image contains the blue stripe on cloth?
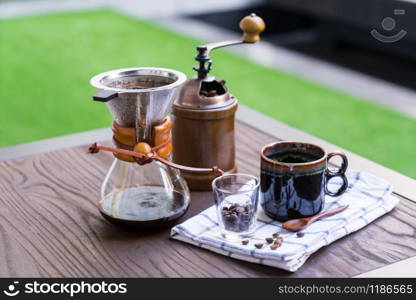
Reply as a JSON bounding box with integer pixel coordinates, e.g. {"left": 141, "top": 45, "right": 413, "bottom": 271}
{"left": 317, "top": 217, "right": 348, "bottom": 223}
{"left": 355, "top": 186, "right": 391, "bottom": 202}
{"left": 281, "top": 240, "right": 309, "bottom": 248}
{"left": 199, "top": 213, "right": 219, "bottom": 226}
{"left": 197, "top": 223, "right": 218, "bottom": 236}
{"left": 359, "top": 216, "right": 368, "bottom": 224}
{"left": 254, "top": 218, "right": 277, "bottom": 231}
{"left": 220, "top": 242, "right": 226, "bottom": 251}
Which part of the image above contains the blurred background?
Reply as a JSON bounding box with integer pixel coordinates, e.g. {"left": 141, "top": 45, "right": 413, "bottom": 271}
{"left": 0, "top": 0, "right": 415, "bottom": 178}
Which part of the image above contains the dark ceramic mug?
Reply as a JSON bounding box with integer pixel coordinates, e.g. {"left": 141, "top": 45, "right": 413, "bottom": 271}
{"left": 260, "top": 141, "right": 348, "bottom": 222}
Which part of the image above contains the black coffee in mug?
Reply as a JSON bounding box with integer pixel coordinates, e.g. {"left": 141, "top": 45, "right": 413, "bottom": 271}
{"left": 260, "top": 142, "right": 348, "bottom": 222}
{"left": 267, "top": 151, "right": 319, "bottom": 164}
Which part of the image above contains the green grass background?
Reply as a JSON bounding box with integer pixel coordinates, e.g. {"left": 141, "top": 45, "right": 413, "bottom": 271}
{"left": 0, "top": 10, "right": 415, "bottom": 178}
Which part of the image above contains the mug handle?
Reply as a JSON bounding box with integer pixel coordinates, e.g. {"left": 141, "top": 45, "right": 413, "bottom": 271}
{"left": 325, "top": 151, "right": 348, "bottom": 197}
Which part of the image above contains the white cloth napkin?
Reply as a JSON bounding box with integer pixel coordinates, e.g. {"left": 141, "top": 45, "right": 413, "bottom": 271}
{"left": 170, "top": 170, "right": 399, "bottom": 272}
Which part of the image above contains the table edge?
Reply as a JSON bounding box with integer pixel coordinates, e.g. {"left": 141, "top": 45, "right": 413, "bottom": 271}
{"left": 0, "top": 127, "right": 112, "bottom": 162}
{"left": 355, "top": 256, "right": 416, "bottom": 278}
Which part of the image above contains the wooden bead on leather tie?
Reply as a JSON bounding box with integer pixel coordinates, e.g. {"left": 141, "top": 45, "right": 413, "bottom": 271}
{"left": 134, "top": 142, "right": 152, "bottom": 155}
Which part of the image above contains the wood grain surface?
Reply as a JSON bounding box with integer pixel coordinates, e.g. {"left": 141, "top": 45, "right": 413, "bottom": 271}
{"left": 0, "top": 122, "right": 415, "bottom": 277}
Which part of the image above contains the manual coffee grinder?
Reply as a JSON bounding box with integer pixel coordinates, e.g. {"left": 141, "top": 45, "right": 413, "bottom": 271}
{"left": 172, "top": 13, "right": 265, "bottom": 190}
{"left": 89, "top": 68, "right": 222, "bottom": 228}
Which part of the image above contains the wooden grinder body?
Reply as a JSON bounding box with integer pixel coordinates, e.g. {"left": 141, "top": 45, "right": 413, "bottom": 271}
{"left": 172, "top": 98, "right": 238, "bottom": 190}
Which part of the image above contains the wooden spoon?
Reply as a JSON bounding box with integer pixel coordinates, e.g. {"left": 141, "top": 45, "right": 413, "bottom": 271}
{"left": 282, "top": 205, "right": 349, "bottom": 232}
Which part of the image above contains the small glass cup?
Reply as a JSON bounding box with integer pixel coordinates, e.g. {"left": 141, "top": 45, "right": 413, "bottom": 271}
{"left": 212, "top": 173, "right": 260, "bottom": 240}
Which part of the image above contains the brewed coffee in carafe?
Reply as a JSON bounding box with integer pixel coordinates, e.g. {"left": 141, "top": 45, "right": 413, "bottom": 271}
{"left": 90, "top": 68, "right": 190, "bottom": 227}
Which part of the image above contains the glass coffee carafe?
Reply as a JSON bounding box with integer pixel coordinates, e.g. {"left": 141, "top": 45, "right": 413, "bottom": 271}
{"left": 90, "top": 68, "right": 190, "bottom": 228}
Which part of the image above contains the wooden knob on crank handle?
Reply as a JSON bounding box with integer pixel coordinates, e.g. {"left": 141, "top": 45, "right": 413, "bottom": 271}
{"left": 240, "top": 13, "right": 266, "bottom": 43}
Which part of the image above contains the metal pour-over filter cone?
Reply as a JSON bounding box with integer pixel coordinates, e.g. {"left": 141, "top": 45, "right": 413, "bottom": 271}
{"left": 91, "top": 68, "right": 186, "bottom": 143}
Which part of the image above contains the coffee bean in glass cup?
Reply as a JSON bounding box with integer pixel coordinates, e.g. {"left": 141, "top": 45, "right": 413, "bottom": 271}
{"left": 212, "top": 174, "right": 260, "bottom": 240}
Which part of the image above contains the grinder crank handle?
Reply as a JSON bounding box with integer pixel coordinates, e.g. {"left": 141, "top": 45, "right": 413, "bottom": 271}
{"left": 194, "top": 13, "right": 265, "bottom": 79}
{"left": 200, "top": 13, "right": 266, "bottom": 51}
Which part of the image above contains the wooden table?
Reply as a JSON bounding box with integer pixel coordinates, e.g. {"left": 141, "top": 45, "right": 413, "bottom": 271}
{"left": 1, "top": 106, "right": 415, "bottom": 277}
